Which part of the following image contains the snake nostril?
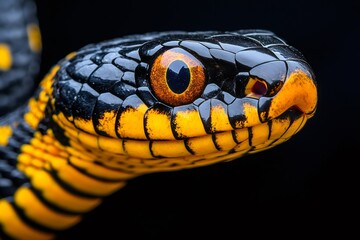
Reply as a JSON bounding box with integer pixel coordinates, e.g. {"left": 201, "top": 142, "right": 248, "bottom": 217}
{"left": 289, "top": 105, "right": 303, "bottom": 112}
{"left": 251, "top": 80, "right": 267, "bottom": 96}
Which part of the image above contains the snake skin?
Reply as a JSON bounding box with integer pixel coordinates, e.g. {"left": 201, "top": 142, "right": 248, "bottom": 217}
{"left": 0, "top": 1, "right": 317, "bottom": 239}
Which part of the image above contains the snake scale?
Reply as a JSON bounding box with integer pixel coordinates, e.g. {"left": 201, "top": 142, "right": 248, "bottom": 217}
{"left": 0, "top": 0, "right": 317, "bottom": 239}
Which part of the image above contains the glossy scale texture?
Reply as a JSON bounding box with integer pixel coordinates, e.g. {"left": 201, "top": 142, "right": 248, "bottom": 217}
{"left": 0, "top": 1, "right": 317, "bottom": 238}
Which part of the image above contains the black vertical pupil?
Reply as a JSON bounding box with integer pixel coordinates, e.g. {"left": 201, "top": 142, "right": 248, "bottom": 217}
{"left": 166, "top": 60, "right": 190, "bottom": 94}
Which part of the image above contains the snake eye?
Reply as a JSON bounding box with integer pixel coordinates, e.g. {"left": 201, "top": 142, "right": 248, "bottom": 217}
{"left": 244, "top": 78, "right": 268, "bottom": 99}
{"left": 150, "top": 48, "right": 206, "bottom": 106}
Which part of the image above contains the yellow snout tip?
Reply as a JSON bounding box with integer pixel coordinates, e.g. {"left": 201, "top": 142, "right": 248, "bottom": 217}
{"left": 266, "top": 69, "right": 317, "bottom": 120}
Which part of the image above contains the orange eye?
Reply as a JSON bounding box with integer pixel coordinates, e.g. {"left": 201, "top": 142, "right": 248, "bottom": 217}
{"left": 149, "top": 48, "right": 206, "bottom": 106}
{"left": 244, "top": 77, "right": 268, "bottom": 99}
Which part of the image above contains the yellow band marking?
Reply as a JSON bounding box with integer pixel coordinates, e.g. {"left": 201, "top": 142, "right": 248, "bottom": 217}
{"left": 32, "top": 170, "right": 101, "bottom": 213}
{"left": 0, "top": 200, "right": 53, "bottom": 240}
{"left": 20, "top": 142, "right": 65, "bottom": 166}
{"left": 269, "top": 118, "right": 291, "bottom": 141}
{"left": 151, "top": 140, "right": 190, "bottom": 157}
{"left": 117, "top": 103, "right": 147, "bottom": 139}
{"left": 69, "top": 156, "right": 134, "bottom": 181}
{"left": 250, "top": 123, "right": 269, "bottom": 146}
{"left": 74, "top": 117, "right": 96, "bottom": 135}
{"left": 234, "top": 139, "right": 251, "bottom": 152}
{"left": 0, "top": 125, "right": 12, "bottom": 145}
{"left": 98, "top": 135, "right": 124, "bottom": 154}
{"left": 96, "top": 110, "right": 118, "bottom": 137}
{"left": 123, "top": 140, "right": 153, "bottom": 158}
{"left": 51, "top": 159, "right": 126, "bottom": 196}
{"left": 233, "top": 128, "right": 249, "bottom": 143}
{"left": 23, "top": 65, "right": 59, "bottom": 130}
{"left": 27, "top": 23, "right": 42, "bottom": 53}
{"left": 214, "top": 131, "right": 237, "bottom": 150}
{"left": 15, "top": 187, "right": 81, "bottom": 230}
{"left": 65, "top": 143, "right": 96, "bottom": 162}
{"left": 145, "top": 108, "right": 175, "bottom": 140}
{"left": 186, "top": 134, "right": 217, "bottom": 155}
{"left": 210, "top": 104, "right": 232, "bottom": 132}
{"left": 65, "top": 51, "right": 77, "bottom": 60}
{"left": 173, "top": 109, "right": 206, "bottom": 138}
{"left": 0, "top": 43, "right": 12, "bottom": 70}
{"left": 78, "top": 130, "right": 98, "bottom": 149}
{"left": 236, "top": 102, "right": 261, "bottom": 128}
{"left": 280, "top": 115, "right": 306, "bottom": 140}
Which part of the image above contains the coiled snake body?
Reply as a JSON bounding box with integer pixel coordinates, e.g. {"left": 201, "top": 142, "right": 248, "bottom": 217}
{"left": 0, "top": 0, "right": 318, "bottom": 239}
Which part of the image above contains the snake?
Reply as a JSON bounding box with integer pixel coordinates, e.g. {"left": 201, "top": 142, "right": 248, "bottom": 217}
{"left": 0, "top": 0, "right": 318, "bottom": 239}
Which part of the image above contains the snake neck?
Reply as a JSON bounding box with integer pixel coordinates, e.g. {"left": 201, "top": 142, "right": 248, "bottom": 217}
{"left": 0, "top": 64, "right": 134, "bottom": 239}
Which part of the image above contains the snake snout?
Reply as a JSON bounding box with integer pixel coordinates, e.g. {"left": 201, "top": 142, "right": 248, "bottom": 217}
{"left": 258, "top": 62, "right": 317, "bottom": 122}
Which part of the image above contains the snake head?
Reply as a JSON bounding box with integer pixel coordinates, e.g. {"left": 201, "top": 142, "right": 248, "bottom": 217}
{"left": 51, "top": 30, "right": 317, "bottom": 172}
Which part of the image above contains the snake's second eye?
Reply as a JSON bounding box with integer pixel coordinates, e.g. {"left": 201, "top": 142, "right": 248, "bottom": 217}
{"left": 244, "top": 78, "right": 268, "bottom": 99}
{"left": 150, "top": 48, "right": 206, "bottom": 106}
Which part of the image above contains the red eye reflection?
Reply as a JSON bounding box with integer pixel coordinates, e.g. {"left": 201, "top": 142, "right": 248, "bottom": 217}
{"left": 245, "top": 78, "right": 268, "bottom": 98}
{"left": 252, "top": 80, "right": 267, "bottom": 95}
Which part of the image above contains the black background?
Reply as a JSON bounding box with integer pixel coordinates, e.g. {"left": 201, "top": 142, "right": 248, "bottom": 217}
{"left": 33, "top": 0, "right": 359, "bottom": 239}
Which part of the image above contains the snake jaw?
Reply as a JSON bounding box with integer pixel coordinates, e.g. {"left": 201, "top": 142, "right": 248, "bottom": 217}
{"left": 258, "top": 67, "right": 317, "bottom": 122}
